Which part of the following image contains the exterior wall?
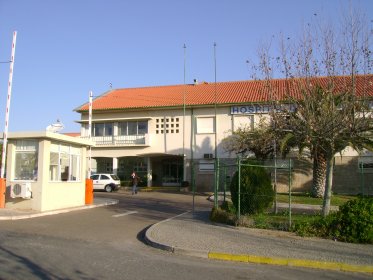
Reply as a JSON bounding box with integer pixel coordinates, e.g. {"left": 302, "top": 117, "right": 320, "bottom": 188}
{"left": 39, "top": 141, "right": 87, "bottom": 212}
{"left": 40, "top": 182, "right": 85, "bottom": 211}
{"left": 80, "top": 105, "right": 373, "bottom": 194}
{"left": 82, "top": 106, "right": 266, "bottom": 158}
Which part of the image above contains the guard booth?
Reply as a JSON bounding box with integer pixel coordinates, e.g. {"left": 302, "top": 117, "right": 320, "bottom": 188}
{"left": 3, "top": 131, "right": 93, "bottom": 212}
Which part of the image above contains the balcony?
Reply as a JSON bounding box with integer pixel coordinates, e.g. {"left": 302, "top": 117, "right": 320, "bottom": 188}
{"left": 82, "top": 134, "right": 149, "bottom": 147}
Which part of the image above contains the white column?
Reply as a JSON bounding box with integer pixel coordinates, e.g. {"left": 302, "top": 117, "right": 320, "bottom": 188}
{"left": 147, "top": 157, "right": 152, "bottom": 187}
{"left": 113, "top": 157, "right": 118, "bottom": 175}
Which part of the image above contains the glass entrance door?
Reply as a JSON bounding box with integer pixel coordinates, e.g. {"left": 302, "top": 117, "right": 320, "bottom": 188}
{"left": 161, "top": 158, "right": 183, "bottom": 186}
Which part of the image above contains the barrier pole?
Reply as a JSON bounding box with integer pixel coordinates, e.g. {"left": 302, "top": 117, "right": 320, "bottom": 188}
{"left": 0, "top": 178, "right": 5, "bottom": 208}
{"left": 85, "top": 178, "right": 93, "bottom": 205}
{"left": 1, "top": 31, "right": 17, "bottom": 179}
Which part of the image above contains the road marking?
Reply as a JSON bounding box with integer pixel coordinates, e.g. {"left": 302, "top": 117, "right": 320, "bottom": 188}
{"left": 112, "top": 211, "right": 138, "bottom": 217}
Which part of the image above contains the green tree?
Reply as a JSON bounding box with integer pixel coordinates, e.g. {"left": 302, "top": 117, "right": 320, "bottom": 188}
{"left": 222, "top": 116, "right": 280, "bottom": 160}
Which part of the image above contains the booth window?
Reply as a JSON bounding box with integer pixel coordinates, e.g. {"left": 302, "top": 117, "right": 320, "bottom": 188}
{"left": 49, "top": 143, "right": 81, "bottom": 181}
{"left": 14, "top": 139, "right": 38, "bottom": 181}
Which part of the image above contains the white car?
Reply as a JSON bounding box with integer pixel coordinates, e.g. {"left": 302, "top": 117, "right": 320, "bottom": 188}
{"left": 90, "top": 174, "right": 121, "bottom": 192}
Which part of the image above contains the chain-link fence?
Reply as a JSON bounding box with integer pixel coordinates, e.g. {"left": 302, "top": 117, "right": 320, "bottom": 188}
{"left": 189, "top": 155, "right": 371, "bottom": 228}
{"left": 212, "top": 158, "right": 294, "bottom": 227}
{"left": 358, "top": 156, "right": 373, "bottom": 196}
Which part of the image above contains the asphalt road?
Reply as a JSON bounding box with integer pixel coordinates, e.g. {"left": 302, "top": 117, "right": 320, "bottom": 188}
{"left": 0, "top": 191, "right": 370, "bottom": 280}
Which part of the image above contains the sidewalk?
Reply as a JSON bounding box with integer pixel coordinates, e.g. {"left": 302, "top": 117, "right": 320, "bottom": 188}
{"left": 0, "top": 197, "right": 119, "bottom": 220}
{"left": 145, "top": 209, "right": 373, "bottom": 274}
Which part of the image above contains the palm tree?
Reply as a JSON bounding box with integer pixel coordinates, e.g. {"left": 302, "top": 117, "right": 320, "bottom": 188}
{"left": 277, "top": 83, "right": 373, "bottom": 215}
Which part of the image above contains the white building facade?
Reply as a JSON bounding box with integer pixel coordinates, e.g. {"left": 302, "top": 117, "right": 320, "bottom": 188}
{"left": 75, "top": 77, "right": 373, "bottom": 194}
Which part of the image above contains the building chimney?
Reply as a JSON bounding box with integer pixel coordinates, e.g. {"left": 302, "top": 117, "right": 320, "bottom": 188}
{"left": 193, "top": 79, "right": 198, "bottom": 85}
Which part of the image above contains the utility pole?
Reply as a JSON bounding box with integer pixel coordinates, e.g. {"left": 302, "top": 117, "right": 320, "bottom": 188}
{"left": 183, "top": 44, "right": 187, "bottom": 184}
{"left": 214, "top": 42, "right": 218, "bottom": 208}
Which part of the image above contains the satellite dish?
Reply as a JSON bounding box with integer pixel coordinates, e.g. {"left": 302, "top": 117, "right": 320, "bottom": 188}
{"left": 46, "top": 119, "right": 64, "bottom": 133}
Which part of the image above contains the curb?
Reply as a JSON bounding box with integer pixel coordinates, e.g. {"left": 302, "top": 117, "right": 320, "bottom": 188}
{"left": 0, "top": 199, "right": 119, "bottom": 220}
{"left": 208, "top": 252, "right": 373, "bottom": 274}
{"left": 144, "top": 214, "right": 373, "bottom": 275}
{"left": 145, "top": 223, "right": 209, "bottom": 258}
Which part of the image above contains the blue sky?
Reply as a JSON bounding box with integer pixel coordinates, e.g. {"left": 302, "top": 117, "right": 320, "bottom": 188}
{"left": 0, "top": 0, "right": 372, "bottom": 132}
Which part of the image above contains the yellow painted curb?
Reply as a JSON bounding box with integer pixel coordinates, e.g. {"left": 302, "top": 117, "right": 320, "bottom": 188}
{"left": 208, "top": 252, "right": 373, "bottom": 274}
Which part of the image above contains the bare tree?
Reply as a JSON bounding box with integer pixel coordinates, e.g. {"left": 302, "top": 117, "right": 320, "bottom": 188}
{"left": 248, "top": 7, "right": 373, "bottom": 215}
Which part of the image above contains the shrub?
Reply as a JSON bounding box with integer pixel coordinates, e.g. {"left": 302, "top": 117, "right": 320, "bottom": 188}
{"left": 230, "top": 163, "right": 275, "bottom": 215}
{"left": 328, "top": 196, "right": 373, "bottom": 244}
{"left": 210, "top": 207, "right": 236, "bottom": 226}
{"left": 220, "top": 201, "right": 236, "bottom": 213}
{"left": 292, "top": 196, "right": 373, "bottom": 244}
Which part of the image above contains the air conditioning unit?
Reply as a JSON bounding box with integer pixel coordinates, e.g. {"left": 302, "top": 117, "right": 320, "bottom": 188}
{"left": 10, "top": 182, "right": 32, "bottom": 199}
{"left": 203, "top": 153, "right": 214, "bottom": 159}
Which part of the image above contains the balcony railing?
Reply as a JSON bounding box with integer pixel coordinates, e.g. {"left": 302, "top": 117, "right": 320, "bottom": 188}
{"left": 81, "top": 134, "right": 148, "bottom": 146}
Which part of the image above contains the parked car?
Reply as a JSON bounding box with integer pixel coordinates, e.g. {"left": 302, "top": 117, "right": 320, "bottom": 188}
{"left": 90, "top": 174, "right": 121, "bottom": 192}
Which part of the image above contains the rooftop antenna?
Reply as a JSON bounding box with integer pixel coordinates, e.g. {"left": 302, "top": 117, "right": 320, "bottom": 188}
{"left": 1, "top": 31, "right": 17, "bottom": 179}
{"left": 46, "top": 119, "right": 64, "bottom": 133}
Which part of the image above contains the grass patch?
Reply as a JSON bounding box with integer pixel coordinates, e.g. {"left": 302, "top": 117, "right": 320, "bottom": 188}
{"left": 276, "top": 193, "right": 355, "bottom": 206}
{"left": 249, "top": 212, "right": 321, "bottom": 231}
{"left": 212, "top": 196, "right": 372, "bottom": 243}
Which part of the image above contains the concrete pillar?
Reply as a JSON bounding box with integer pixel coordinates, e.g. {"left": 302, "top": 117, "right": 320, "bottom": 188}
{"left": 113, "top": 157, "right": 118, "bottom": 175}
{"left": 147, "top": 157, "right": 152, "bottom": 187}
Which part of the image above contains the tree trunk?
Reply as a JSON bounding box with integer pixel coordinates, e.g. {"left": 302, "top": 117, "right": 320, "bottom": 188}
{"left": 311, "top": 152, "right": 327, "bottom": 198}
{"left": 322, "top": 156, "right": 334, "bottom": 217}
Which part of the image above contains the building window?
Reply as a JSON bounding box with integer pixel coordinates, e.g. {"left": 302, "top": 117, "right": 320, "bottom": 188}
{"left": 118, "top": 121, "right": 148, "bottom": 135}
{"left": 233, "top": 115, "right": 254, "bottom": 131}
{"left": 14, "top": 140, "right": 38, "bottom": 181}
{"left": 138, "top": 121, "right": 147, "bottom": 134}
{"left": 196, "top": 117, "right": 215, "bottom": 134}
{"left": 358, "top": 157, "right": 373, "bottom": 173}
{"left": 92, "top": 122, "right": 113, "bottom": 136}
{"left": 199, "top": 160, "right": 214, "bottom": 171}
{"left": 49, "top": 143, "right": 81, "bottom": 181}
{"left": 96, "top": 158, "right": 113, "bottom": 173}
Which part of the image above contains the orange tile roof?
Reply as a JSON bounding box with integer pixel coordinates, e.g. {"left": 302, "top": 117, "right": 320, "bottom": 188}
{"left": 63, "top": 132, "right": 81, "bottom": 137}
{"left": 75, "top": 75, "right": 373, "bottom": 112}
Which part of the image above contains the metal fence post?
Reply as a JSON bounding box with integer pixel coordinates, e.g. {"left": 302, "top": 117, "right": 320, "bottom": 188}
{"left": 192, "top": 159, "right": 195, "bottom": 215}
{"left": 288, "top": 159, "right": 292, "bottom": 228}
{"left": 223, "top": 164, "right": 227, "bottom": 203}
{"left": 214, "top": 158, "right": 219, "bottom": 208}
{"left": 238, "top": 158, "right": 241, "bottom": 220}
{"left": 360, "top": 162, "right": 364, "bottom": 196}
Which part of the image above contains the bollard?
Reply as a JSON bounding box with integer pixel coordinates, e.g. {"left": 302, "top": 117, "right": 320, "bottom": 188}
{"left": 85, "top": 178, "right": 94, "bottom": 205}
{"left": 0, "top": 178, "right": 6, "bottom": 208}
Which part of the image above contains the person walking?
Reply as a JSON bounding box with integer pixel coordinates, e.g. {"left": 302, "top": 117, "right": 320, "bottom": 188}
{"left": 131, "top": 171, "right": 140, "bottom": 195}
